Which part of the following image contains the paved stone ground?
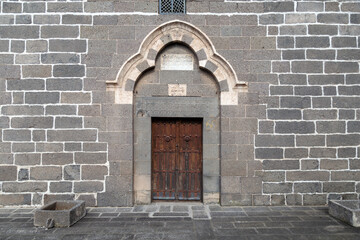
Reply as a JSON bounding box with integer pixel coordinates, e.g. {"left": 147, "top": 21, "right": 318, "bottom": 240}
{"left": 1, "top": 204, "right": 360, "bottom": 240}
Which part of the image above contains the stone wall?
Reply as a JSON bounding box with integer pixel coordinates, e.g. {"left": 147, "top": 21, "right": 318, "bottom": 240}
{"left": 0, "top": 0, "right": 359, "bottom": 206}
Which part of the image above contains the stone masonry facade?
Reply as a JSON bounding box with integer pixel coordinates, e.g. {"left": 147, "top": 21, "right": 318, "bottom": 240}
{"left": 0, "top": 0, "right": 359, "bottom": 207}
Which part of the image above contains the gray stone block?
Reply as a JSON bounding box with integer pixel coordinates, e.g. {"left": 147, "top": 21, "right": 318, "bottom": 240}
{"left": 109, "top": 27, "right": 135, "bottom": 39}
{"left": 338, "top": 148, "right": 356, "bottom": 158}
{"left": 303, "top": 109, "right": 337, "bottom": 120}
{"left": 255, "top": 148, "right": 283, "bottom": 159}
{"left": 3, "top": 130, "right": 31, "bottom": 141}
{"left": 18, "top": 169, "right": 29, "bottom": 181}
{"left": 3, "top": 2, "right": 22, "bottom": 13}
{"left": 279, "top": 74, "right": 306, "bottom": 85}
{"left": 75, "top": 152, "right": 107, "bottom": 164}
{"left": 294, "top": 86, "right": 322, "bottom": 96}
{"left": 50, "top": 182, "right": 72, "bottom": 193}
{"left": 23, "top": 3, "right": 45, "bottom": 13}
{"left": 259, "top": 121, "right": 274, "bottom": 133}
{"left": 42, "top": 153, "right": 73, "bottom": 166}
{"left": 346, "top": 74, "right": 360, "bottom": 85}
{"left": 97, "top": 192, "right": 132, "bottom": 207}
{"left": 351, "top": 14, "right": 360, "bottom": 24}
{"left": 327, "top": 134, "right": 360, "bottom": 147}
{"left": 268, "top": 109, "right": 301, "bottom": 120}
{"left": 280, "top": 96, "right": 311, "bottom": 109}
{"left": 0, "top": 65, "right": 20, "bottom": 79}
{"left": 7, "top": 79, "right": 44, "bottom": 91}
{"left": 49, "top": 40, "right": 86, "bottom": 53}
{"left": 11, "top": 117, "right": 53, "bottom": 129}
{"left": 12, "top": 142, "right": 34, "bottom": 153}
{"left": 0, "top": 166, "right": 17, "bottom": 181}
{"left": 36, "top": 143, "right": 63, "bottom": 153}
{"left": 81, "top": 165, "right": 107, "bottom": 180}
{"left": 64, "top": 165, "right": 80, "bottom": 180}
{"left": 15, "top": 154, "right": 41, "bottom": 166}
{"left": 297, "top": 2, "right": 323, "bottom": 12}
{"left": 11, "top": 40, "right": 25, "bottom": 53}
{"left": 324, "top": 86, "right": 337, "bottom": 96}
{"left": 285, "top": 13, "right": 316, "bottom": 24}
{"left": 263, "top": 160, "right": 299, "bottom": 170}
{"left": 270, "top": 86, "right": 293, "bottom": 96}
{"left": 42, "top": 54, "right": 80, "bottom": 64}
{"left": 47, "top": 130, "right": 97, "bottom": 142}
{"left": 255, "top": 135, "right": 294, "bottom": 147}
{"left": 264, "top": 183, "right": 292, "bottom": 194}
{"left": 0, "top": 40, "right": 9, "bottom": 52}
{"left": 74, "top": 181, "right": 103, "bottom": 193}
{"left": 296, "top": 135, "right": 325, "bottom": 147}
{"left": 292, "top": 61, "right": 323, "bottom": 73}
{"left": 333, "top": 97, "right": 360, "bottom": 108}
{"left": 30, "top": 166, "right": 62, "bottom": 180}
{"left": 46, "top": 105, "right": 77, "bottom": 115}
{"left": 55, "top": 117, "right": 82, "bottom": 129}
{"left": 340, "top": 26, "right": 360, "bottom": 36}
{"left": 259, "top": 14, "right": 284, "bottom": 25}
{"left": 287, "top": 171, "right": 329, "bottom": 181}
{"left": 23, "top": 65, "right": 52, "bottom": 78}
{"left": 348, "top": 121, "right": 360, "bottom": 133}
{"left": 34, "top": 15, "right": 60, "bottom": 24}
{"left": 25, "top": 92, "right": 59, "bottom": 104}
{"left": 53, "top": 65, "right": 85, "bottom": 78}
{"left": 16, "top": 15, "right": 32, "bottom": 24}
{"left": 61, "top": 92, "right": 91, "bottom": 104}
{"left": 282, "top": 50, "right": 305, "bottom": 60}
{"left": 275, "top": 121, "right": 315, "bottom": 134}
{"left": 337, "top": 50, "right": 360, "bottom": 61}
{"left": 308, "top": 25, "right": 338, "bottom": 35}
{"left": 62, "top": 15, "right": 92, "bottom": 24}
{"left": 47, "top": 2, "right": 83, "bottom": 12}
{"left": 308, "top": 75, "right": 344, "bottom": 85}
{"left": 285, "top": 148, "right": 308, "bottom": 159}
{"left": 294, "top": 182, "right": 321, "bottom": 193}
{"left": 0, "top": 26, "right": 39, "bottom": 39}
{"left": 280, "top": 25, "right": 306, "bottom": 35}
{"left": 85, "top": 2, "right": 114, "bottom": 13}
{"left": 0, "top": 194, "right": 31, "bottom": 206}
{"left": 332, "top": 37, "right": 357, "bottom": 48}
{"left": 307, "top": 50, "right": 335, "bottom": 60}
{"left": 94, "top": 16, "right": 118, "bottom": 25}
{"left": 3, "top": 182, "right": 47, "bottom": 193}
{"left": 296, "top": 37, "right": 329, "bottom": 48}
{"left": 263, "top": 2, "right": 294, "bottom": 12}
{"left": 310, "top": 148, "right": 337, "bottom": 158}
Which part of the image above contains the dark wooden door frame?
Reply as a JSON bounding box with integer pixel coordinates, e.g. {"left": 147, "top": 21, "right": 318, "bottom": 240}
{"left": 151, "top": 118, "right": 203, "bottom": 201}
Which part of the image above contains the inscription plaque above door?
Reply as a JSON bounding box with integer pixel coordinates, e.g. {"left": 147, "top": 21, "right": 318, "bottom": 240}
{"left": 168, "top": 84, "right": 187, "bottom": 96}
{"left": 152, "top": 118, "right": 202, "bottom": 201}
{"left": 161, "top": 54, "right": 194, "bottom": 71}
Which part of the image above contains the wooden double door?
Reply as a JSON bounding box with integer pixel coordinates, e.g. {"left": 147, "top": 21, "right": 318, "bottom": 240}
{"left": 151, "top": 118, "right": 202, "bottom": 201}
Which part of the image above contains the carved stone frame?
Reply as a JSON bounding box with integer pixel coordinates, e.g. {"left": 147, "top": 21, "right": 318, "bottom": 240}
{"left": 106, "top": 20, "right": 246, "bottom": 205}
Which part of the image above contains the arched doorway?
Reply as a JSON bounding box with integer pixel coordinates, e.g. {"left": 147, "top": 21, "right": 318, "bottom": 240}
{"left": 106, "top": 20, "right": 247, "bottom": 205}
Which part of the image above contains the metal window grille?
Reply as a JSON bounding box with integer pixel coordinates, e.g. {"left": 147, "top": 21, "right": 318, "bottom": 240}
{"left": 159, "top": 0, "right": 186, "bottom": 14}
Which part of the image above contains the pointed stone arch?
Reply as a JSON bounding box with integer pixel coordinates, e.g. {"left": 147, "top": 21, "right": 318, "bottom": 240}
{"left": 106, "top": 20, "right": 247, "bottom": 105}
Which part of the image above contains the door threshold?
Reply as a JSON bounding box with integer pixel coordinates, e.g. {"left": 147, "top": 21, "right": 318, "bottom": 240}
{"left": 149, "top": 201, "right": 204, "bottom": 206}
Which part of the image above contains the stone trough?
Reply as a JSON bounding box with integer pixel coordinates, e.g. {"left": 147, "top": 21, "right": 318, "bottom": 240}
{"left": 34, "top": 200, "right": 86, "bottom": 228}
{"left": 329, "top": 200, "right": 360, "bottom": 227}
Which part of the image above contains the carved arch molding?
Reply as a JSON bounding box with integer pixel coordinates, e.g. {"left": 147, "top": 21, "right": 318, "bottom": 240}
{"left": 106, "top": 20, "right": 247, "bottom": 105}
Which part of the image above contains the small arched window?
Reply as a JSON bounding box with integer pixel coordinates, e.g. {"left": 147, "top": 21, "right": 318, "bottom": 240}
{"left": 159, "top": 0, "right": 186, "bottom": 14}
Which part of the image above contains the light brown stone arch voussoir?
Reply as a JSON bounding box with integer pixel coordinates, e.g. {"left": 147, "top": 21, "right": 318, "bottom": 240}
{"left": 106, "top": 20, "right": 247, "bottom": 105}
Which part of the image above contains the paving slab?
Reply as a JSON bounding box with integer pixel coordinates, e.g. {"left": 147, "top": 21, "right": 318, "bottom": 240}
{"left": 0, "top": 205, "right": 360, "bottom": 239}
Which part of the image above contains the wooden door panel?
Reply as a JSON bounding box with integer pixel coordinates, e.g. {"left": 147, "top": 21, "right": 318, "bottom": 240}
{"left": 152, "top": 118, "right": 202, "bottom": 201}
